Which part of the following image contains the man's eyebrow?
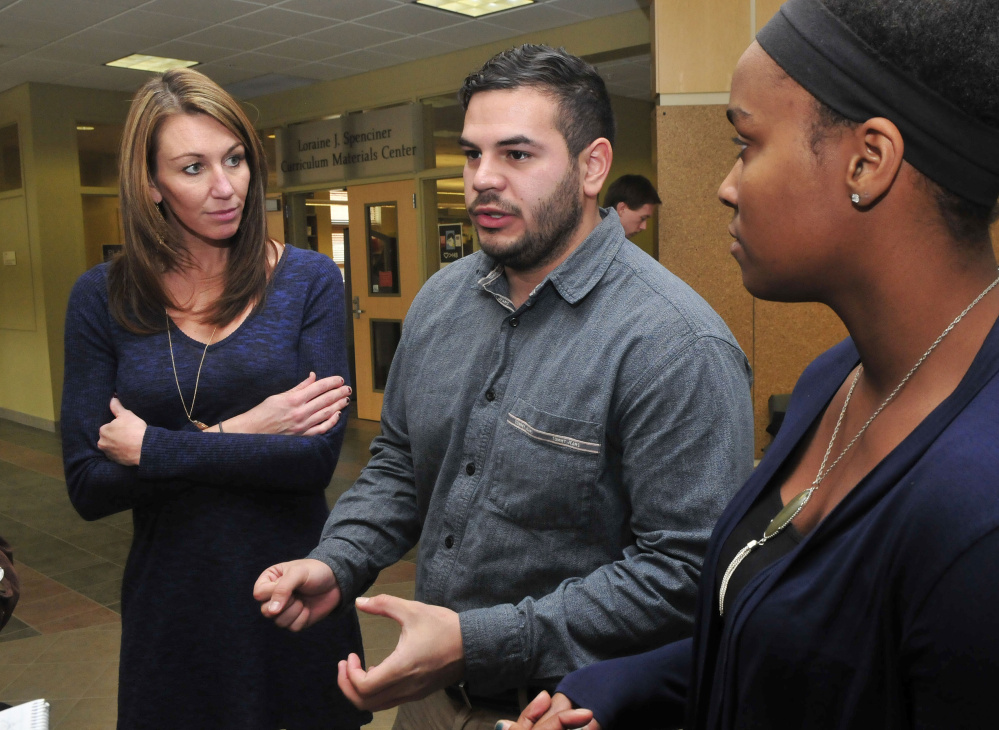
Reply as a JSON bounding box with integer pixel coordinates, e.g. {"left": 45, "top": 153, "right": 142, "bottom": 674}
{"left": 497, "top": 134, "right": 535, "bottom": 147}
{"left": 726, "top": 107, "right": 751, "bottom": 124}
{"left": 457, "top": 134, "right": 537, "bottom": 149}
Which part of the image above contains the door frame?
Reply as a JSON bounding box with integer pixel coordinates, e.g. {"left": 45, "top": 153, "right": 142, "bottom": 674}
{"left": 346, "top": 179, "right": 420, "bottom": 421}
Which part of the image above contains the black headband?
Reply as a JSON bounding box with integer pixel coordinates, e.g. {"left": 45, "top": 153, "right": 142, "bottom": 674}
{"left": 757, "top": 0, "right": 999, "bottom": 207}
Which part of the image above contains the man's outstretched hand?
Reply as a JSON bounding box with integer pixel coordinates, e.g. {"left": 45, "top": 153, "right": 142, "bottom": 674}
{"left": 253, "top": 558, "right": 342, "bottom": 631}
{"left": 337, "top": 594, "right": 465, "bottom": 711}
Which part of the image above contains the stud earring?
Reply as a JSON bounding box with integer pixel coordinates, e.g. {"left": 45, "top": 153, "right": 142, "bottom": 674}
{"left": 851, "top": 193, "right": 861, "bottom": 204}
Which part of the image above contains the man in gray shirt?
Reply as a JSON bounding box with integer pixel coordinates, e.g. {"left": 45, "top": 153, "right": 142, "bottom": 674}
{"left": 255, "top": 44, "right": 754, "bottom": 729}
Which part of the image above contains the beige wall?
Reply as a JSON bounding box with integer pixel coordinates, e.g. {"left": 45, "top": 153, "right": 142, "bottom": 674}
{"left": 653, "top": 0, "right": 749, "bottom": 95}
{"left": 0, "top": 83, "right": 131, "bottom": 428}
{"left": 0, "top": 84, "right": 52, "bottom": 426}
{"left": 82, "top": 196, "right": 124, "bottom": 270}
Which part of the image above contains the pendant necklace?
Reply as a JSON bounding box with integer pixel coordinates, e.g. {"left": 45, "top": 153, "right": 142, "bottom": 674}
{"left": 719, "top": 270, "right": 999, "bottom": 616}
{"left": 166, "top": 311, "right": 218, "bottom": 431}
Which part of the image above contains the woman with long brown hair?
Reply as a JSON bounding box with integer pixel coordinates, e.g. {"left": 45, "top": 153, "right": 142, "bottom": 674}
{"left": 61, "top": 68, "right": 369, "bottom": 729}
{"left": 502, "top": 0, "right": 999, "bottom": 727}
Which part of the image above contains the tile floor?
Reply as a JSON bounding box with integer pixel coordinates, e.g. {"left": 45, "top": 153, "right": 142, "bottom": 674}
{"left": 0, "top": 415, "right": 414, "bottom": 729}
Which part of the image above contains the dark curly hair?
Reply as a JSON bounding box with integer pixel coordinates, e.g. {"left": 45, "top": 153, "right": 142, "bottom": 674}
{"left": 458, "top": 44, "right": 615, "bottom": 158}
{"left": 814, "top": 0, "right": 999, "bottom": 242}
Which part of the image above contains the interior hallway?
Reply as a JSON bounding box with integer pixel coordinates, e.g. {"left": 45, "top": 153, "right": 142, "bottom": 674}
{"left": 0, "top": 414, "right": 414, "bottom": 729}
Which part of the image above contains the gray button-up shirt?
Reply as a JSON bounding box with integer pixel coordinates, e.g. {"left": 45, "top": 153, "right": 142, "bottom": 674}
{"left": 312, "top": 211, "right": 754, "bottom": 694}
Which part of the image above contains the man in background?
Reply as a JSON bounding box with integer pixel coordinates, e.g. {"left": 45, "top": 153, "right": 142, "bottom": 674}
{"left": 604, "top": 173, "right": 661, "bottom": 238}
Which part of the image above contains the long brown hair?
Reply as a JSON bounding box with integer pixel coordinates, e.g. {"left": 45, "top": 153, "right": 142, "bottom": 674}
{"left": 108, "top": 68, "right": 270, "bottom": 333}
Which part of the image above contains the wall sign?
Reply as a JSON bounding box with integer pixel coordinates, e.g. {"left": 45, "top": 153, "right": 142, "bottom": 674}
{"left": 277, "top": 104, "right": 424, "bottom": 187}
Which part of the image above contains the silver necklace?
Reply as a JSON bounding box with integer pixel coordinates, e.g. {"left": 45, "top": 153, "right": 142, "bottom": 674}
{"left": 166, "top": 312, "right": 218, "bottom": 431}
{"left": 719, "top": 270, "right": 999, "bottom": 616}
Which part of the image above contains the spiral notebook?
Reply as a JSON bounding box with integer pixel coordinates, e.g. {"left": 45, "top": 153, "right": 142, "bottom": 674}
{"left": 0, "top": 699, "right": 49, "bottom": 729}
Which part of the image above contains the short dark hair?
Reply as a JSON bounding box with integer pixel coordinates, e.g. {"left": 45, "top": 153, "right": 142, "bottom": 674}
{"left": 813, "top": 0, "right": 999, "bottom": 242}
{"left": 459, "top": 44, "right": 615, "bottom": 157}
{"left": 603, "top": 174, "right": 661, "bottom": 210}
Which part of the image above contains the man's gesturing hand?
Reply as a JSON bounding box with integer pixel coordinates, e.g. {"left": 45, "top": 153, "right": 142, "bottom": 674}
{"left": 253, "top": 558, "right": 342, "bottom": 631}
{"left": 336, "top": 595, "right": 465, "bottom": 711}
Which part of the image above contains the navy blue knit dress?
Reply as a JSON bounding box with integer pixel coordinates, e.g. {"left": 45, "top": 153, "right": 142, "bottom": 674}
{"left": 61, "top": 246, "right": 370, "bottom": 730}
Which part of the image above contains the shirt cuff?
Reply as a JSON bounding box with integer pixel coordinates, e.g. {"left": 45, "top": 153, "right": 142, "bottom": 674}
{"left": 306, "top": 541, "right": 361, "bottom": 607}
{"left": 459, "top": 603, "right": 529, "bottom": 693}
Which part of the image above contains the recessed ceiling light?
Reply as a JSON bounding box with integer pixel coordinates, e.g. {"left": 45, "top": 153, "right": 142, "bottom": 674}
{"left": 106, "top": 54, "right": 199, "bottom": 73}
{"left": 76, "top": 125, "right": 95, "bottom": 131}
{"left": 414, "top": 0, "right": 534, "bottom": 18}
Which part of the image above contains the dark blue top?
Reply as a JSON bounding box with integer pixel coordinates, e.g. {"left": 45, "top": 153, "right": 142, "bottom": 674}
{"left": 61, "top": 245, "right": 370, "bottom": 729}
{"left": 559, "top": 319, "right": 999, "bottom": 729}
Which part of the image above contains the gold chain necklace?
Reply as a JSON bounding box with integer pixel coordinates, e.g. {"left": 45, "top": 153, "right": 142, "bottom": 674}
{"left": 718, "top": 270, "right": 999, "bottom": 616}
{"left": 166, "top": 311, "right": 218, "bottom": 431}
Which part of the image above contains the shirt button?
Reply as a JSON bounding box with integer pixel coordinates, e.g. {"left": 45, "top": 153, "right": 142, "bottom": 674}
{"left": 445, "top": 535, "right": 455, "bottom": 549}
{"left": 465, "top": 462, "right": 475, "bottom": 476}
{"left": 510, "top": 317, "right": 519, "bottom": 327}
{"left": 485, "top": 389, "right": 495, "bottom": 402}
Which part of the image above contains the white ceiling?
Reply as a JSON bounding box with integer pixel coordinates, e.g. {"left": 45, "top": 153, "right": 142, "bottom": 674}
{"left": 0, "top": 0, "right": 651, "bottom": 101}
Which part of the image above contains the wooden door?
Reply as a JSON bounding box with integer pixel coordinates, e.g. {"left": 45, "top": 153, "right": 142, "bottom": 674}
{"left": 347, "top": 180, "right": 419, "bottom": 421}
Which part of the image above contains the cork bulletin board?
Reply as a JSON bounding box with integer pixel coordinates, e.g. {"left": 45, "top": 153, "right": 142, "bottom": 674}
{"left": 655, "top": 103, "right": 849, "bottom": 454}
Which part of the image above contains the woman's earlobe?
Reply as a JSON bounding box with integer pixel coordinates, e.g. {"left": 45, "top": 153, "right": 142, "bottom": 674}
{"left": 845, "top": 118, "right": 904, "bottom": 205}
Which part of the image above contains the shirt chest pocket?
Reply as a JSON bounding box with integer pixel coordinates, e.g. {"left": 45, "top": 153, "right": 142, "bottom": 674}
{"left": 488, "top": 398, "right": 602, "bottom": 530}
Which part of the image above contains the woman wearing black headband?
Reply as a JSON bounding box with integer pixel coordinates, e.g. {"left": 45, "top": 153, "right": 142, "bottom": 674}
{"left": 499, "top": 0, "right": 999, "bottom": 728}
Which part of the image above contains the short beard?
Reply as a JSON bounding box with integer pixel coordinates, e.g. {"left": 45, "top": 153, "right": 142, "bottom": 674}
{"left": 473, "top": 161, "right": 583, "bottom": 272}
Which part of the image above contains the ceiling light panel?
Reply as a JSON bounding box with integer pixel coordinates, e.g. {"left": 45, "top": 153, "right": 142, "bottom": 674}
{"left": 105, "top": 54, "right": 199, "bottom": 73}
{"left": 415, "top": 0, "right": 535, "bottom": 18}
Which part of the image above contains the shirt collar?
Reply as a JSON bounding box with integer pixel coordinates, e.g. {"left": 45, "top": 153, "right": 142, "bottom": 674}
{"left": 474, "top": 208, "right": 625, "bottom": 310}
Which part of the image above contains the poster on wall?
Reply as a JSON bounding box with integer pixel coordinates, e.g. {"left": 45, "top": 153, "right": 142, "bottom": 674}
{"left": 439, "top": 223, "right": 463, "bottom": 264}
